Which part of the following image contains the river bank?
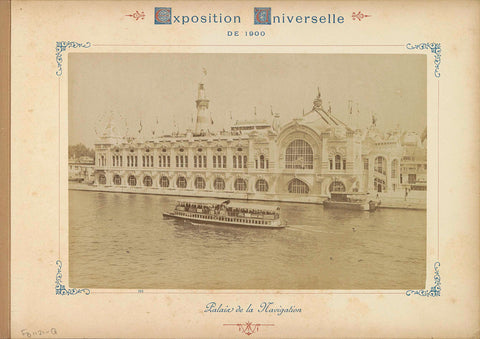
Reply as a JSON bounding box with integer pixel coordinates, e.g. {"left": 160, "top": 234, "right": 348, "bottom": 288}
{"left": 69, "top": 182, "right": 426, "bottom": 210}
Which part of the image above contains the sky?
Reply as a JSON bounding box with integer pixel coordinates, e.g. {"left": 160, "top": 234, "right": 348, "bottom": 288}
{"left": 69, "top": 53, "right": 427, "bottom": 148}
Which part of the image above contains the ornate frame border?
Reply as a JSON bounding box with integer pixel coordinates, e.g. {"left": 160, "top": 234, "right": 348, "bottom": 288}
{"left": 406, "top": 42, "right": 441, "bottom": 78}
{"left": 56, "top": 41, "right": 91, "bottom": 76}
{"left": 406, "top": 262, "right": 441, "bottom": 297}
{"left": 55, "top": 260, "right": 90, "bottom": 296}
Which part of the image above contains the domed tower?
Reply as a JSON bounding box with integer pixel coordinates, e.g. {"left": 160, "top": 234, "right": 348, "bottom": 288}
{"left": 194, "top": 82, "right": 210, "bottom": 134}
{"left": 98, "top": 114, "right": 120, "bottom": 145}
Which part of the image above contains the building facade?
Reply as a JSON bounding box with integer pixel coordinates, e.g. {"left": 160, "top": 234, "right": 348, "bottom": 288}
{"left": 92, "top": 82, "right": 425, "bottom": 203}
{"left": 399, "top": 128, "right": 427, "bottom": 191}
{"left": 69, "top": 156, "right": 95, "bottom": 183}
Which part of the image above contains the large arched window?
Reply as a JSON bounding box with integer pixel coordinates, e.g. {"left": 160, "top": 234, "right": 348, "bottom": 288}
{"left": 374, "top": 156, "right": 387, "bottom": 175}
{"left": 113, "top": 175, "right": 121, "bottom": 185}
{"left": 391, "top": 159, "right": 398, "bottom": 178}
{"left": 288, "top": 178, "right": 310, "bottom": 194}
{"left": 234, "top": 178, "right": 247, "bottom": 191}
{"left": 128, "top": 175, "right": 137, "bottom": 186}
{"left": 99, "top": 174, "right": 106, "bottom": 185}
{"left": 194, "top": 176, "right": 206, "bottom": 189}
{"left": 255, "top": 179, "right": 269, "bottom": 192}
{"left": 213, "top": 177, "right": 225, "bottom": 190}
{"left": 143, "top": 176, "right": 152, "bottom": 187}
{"left": 176, "top": 176, "right": 187, "bottom": 188}
{"left": 329, "top": 181, "right": 346, "bottom": 192}
{"left": 285, "top": 139, "right": 313, "bottom": 169}
{"left": 159, "top": 176, "right": 169, "bottom": 188}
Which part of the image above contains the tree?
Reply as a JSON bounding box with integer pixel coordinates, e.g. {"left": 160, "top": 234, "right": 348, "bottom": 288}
{"left": 69, "top": 143, "right": 95, "bottom": 159}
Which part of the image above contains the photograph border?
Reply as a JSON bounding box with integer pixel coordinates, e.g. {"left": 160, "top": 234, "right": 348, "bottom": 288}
{"left": 60, "top": 41, "right": 440, "bottom": 296}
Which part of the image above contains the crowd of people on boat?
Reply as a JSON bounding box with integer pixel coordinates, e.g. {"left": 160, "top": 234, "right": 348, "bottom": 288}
{"left": 175, "top": 201, "right": 279, "bottom": 220}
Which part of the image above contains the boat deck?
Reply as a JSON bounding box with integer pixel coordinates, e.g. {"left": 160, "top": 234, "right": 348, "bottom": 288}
{"left": 163, "top": 211, "right": 285, "bottom": 228}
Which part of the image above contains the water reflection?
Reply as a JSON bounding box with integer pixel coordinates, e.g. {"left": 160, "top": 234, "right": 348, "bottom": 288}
{"left": 69, "top": 190, "right": 426, "bottom": 290}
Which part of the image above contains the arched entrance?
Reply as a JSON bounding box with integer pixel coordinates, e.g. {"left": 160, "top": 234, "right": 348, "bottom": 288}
{"left": 255, "top": 179, "right": 269, "bottom": 192}
{"left": 143, "top": 176, "right": 153, "bottom": 187}
{"left": 287, "top": 178, "right": 309, "bottom": 194}
{"left": 194, "top": 176, "right": 206, "bottom": 189}
{"left": 176, "top": 176, "right": 187, "bottom": 188}
{"left": 98, "top": 174, "right": 106, "bottom": 185}
{"left": 113, "top": 175, "right": 121, "bottom": 185}
{"left": 128, "top": 175, "right": 137, "bottom": 186}
{"left": 329, "top": 180, "right": 346, "bottom": 192}
{"left": 213, "top": 177, "right": 225, "bottom": 190}
{"left": 234, "top": 178, "right": 247, "bottom": 191}
{"left": 159, "top": 176, "right": 169, "bottom": 188}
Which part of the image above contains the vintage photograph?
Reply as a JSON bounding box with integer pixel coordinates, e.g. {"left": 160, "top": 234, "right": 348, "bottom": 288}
{"left": 68, "top": 53, "right": 427, "bottom": 290}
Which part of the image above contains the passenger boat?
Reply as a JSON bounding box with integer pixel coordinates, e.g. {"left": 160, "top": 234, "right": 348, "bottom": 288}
{"left": 323, "top": 192, "right": 380, "bottom": 211}
{"left": 163, "top": 199, "right": 285, "bottom": 228}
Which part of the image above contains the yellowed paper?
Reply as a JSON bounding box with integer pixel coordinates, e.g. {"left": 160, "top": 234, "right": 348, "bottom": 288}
{"left": 10, "top": 1, "right": 479, "bottom": 337}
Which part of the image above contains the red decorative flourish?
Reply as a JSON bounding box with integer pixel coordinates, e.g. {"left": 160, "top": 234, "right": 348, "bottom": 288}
{"left": 223, "top": 322, "right": 274, "bottom": 336}
{"left": 352, "top": 11, "right": 372, "bottom": 21}
{"left": 126, "top": 10, "right": 145, "bottom": 21}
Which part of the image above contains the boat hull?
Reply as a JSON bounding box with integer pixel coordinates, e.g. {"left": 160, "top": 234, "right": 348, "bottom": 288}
{"left": 323, "top": 201, "right": 378, "bottom": 211}
{"left": 163, "top": 212, "right": 286, "bottom": 228}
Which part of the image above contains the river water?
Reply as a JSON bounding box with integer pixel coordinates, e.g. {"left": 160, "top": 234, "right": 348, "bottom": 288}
{"left": 69, "top": 190, "right": 426, "bottom": 290}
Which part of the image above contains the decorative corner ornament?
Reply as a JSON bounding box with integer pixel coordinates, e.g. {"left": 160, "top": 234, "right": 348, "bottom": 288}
{"left": 406, "top": 262, "right": 441, "bottom": 297}
{"left": 352, "top": 11, "right": 371, "bottom": 21}
{"left": 55, "top": 260, "right": 90, "bottom": 296}
{"left": 126, "top": 10, "right": 146, "bottom": 21}
{"left": 55, "top": 41, "right": 91, "bottom": 77}
{"left": 406, "top": 43, "right": 441, "bottom": 78}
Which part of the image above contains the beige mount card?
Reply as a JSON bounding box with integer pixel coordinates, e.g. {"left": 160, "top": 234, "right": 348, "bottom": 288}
{"left": 6, "top": 1, "right": 480, "bottom": 338}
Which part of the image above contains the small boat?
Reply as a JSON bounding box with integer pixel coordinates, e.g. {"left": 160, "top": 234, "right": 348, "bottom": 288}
{"left": 163, "top": 199, "right": 286, "bottom": 228}
{"left": 323, "top": 192, "right": 380, "bottom": 211}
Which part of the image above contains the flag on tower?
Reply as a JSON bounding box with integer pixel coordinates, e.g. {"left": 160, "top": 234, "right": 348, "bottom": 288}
{"left": 153, "top": 117, "right": 159, "bottom": 135}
